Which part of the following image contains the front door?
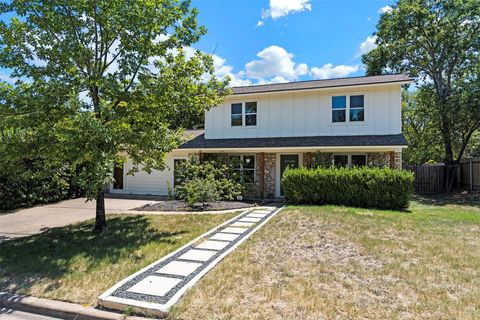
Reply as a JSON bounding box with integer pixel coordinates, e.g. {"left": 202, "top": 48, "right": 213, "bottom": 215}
{"left": 113, "top": 164, "right": 124, "bottom": 190}
{"left": 280, "top": 154, "right": 299, "bottom": 196}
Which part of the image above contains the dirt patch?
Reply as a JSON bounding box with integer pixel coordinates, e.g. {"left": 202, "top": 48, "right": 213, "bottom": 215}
{"left": 133, "top": 200, "right": 257, "bottom": 212}
{"left": 252, "top": 216, "right": 384, "bottom": 271}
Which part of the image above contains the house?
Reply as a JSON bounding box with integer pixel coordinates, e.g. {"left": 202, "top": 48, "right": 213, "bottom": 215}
{"left": 110, "top": 74, "right": 412, "bottom": 198}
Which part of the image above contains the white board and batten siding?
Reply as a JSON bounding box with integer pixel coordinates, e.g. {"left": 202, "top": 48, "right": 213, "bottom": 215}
{"left": 205, "top": 84, "right": 402, "bottom": 139}
{"left": 110, "top": 155, "right": 187, "bottom": 196}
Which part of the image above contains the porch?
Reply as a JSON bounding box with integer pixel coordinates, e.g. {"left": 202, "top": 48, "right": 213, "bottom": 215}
{"left": 193, "top": 150, "right": 403, "bottom": 199}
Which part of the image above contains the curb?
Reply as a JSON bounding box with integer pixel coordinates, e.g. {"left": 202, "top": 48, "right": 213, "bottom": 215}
{"left": 0, "top": 292, "right": 149, "bottom": 320}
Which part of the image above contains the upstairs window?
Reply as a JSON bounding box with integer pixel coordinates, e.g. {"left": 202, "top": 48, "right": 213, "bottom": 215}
{"left": 231, "top": 103, "right": 243, "bottom": 126}
{"left": 245, "top": 102, "right": 257, "bottom": 126}
{"left": 231, "top": 102, "right": 257, "bottom": 127}
{"left": 332, "top": 96, "right": 347, "bottom": 122}
{"left": 331, "top": 94, "right": 365, "bottom": 123}
{"left": 349, "top": 95, "right": 364, "bottom": 122}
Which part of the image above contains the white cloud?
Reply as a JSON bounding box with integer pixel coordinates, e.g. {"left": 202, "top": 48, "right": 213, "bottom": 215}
{"left": 378, "top": 5, "right": 393, "bottom": 14}
{"left": 0, "top": 71, "right": 14, "bottom": 84}
{"left": 210, "top": 45, "right": 360, "bottom": 86}
{"left": 258, "top": 0, "right": 311, "bottom": 26}
{"left": 245, "top": 45, "right": 308, "bottom": 81}
{"left": 359, "top": 35, "right": 378, "bottom": 55}
{"left": 310, "top": 64, "right": 359, "bottom": 80}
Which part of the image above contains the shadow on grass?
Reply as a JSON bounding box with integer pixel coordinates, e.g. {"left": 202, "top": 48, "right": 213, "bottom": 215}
{"left": 0, "top": 215, "right": 186, "bottom": 290}
{"left": 412, "top": 192, "right": 480, "bottom": 208}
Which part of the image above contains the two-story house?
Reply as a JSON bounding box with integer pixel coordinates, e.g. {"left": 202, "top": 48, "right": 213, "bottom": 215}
{"left": 109, "top": 74, "right": 412, "bottom": 198}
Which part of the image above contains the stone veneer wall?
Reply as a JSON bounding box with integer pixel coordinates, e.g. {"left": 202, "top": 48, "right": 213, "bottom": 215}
{"left": 254, "top": 153, "right": 276, "bottom": 198}
{"left": 367, "top": 152, "right": 391, "bottom": 167}
{"left": 392, "top": 151, "right": 402, "bottom": 169}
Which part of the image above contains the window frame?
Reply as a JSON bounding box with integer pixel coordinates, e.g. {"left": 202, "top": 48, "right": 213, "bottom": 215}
{"left": 330, "top": 93, "right": 366, "bottom": 124}
{"left": 228, "top": 154, "right": 256, "bottom": 183}
{"left": 333, "top": 154, "right": 367, "bottom": 168}
{"left": 229, "top": 101, "right": 258, "bottom": 128}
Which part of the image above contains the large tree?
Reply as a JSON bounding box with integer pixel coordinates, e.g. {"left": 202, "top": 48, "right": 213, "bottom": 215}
{"left": 0, "top": 0, "right": 228, "bottom": 231}
{"left": 363, "top": 0, "right": 480, "bottom": 190}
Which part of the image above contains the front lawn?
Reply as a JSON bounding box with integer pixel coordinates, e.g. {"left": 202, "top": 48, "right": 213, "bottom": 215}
{"left": 0, "top": 213, "right": 236, "bottom": 305}
{"left": 171, "top": 196, "right": 480, "bottom": 319}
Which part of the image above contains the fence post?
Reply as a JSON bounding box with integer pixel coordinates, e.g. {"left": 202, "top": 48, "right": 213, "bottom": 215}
{"left": 470, "top": 160, "right": 473, "bottom": 192}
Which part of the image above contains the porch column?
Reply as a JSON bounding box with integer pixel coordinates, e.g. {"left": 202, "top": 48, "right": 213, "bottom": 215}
{"left": 259, "top": 152, "right": 265, "bottom": 198}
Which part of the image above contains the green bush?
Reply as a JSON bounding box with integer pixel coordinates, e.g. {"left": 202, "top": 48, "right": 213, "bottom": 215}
{"left": 174, "top": 159, "right": 243, "bottom": 203}
{"left": 0, "top": 158, "right": 82, "bottom": 211}
{"left": 282, "top": 166, "right": 414, "bottom": 210}
{"left": 183, "top": 178, "right": 219, "bottom": 208}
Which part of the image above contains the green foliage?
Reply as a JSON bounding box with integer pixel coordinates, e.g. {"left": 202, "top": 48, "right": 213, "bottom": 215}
{"left": 174, "top": 159, "right": 243, "bottom": 202}
{"left": 363, "top": 0, "right": 480, "bottom": 172}
{"left": 183, "top": 178, "right": 219, "bottom": 208}
{"left": 0, "top": 0, "right": 229, "bottom": 228}
{"left": 402, "top": 89, "right": 444, "bottom": 164}
{"left": 282, "top": 166, "right": 414, "bottom": 210}
{"left": 0, "top": 158, "right": 81, "bottom": 211}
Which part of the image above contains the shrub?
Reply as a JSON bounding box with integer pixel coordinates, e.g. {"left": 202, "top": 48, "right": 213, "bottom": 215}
{"left": 0, "top": 158, "right": 82, "bottom": 211}
{"left": 183, "top": 178, "right": 219, "bottom": 208}
{"left": 174, "top": 159, "right": 243, "bottom": 203}
{"left": 282, "top": 166, "right": 414, "bottom": 210}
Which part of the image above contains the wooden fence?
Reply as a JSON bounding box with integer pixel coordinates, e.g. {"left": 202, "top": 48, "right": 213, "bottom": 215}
{"left": 458, "top": 159, "right": 480, "bottom": 191}
{"left": 403, "top": 159, "right": 480, "bottom": 194}
{"left": 403, "top": 164, "right": 445, "bottom": 194}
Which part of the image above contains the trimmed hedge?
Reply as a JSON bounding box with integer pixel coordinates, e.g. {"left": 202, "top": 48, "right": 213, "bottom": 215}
{"left": 282, "top": 166, "right": 414, "bottom": 210}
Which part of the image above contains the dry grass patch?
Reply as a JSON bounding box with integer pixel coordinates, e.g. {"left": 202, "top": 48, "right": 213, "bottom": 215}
{"left": 170, "top": 197, "right": 480, "bottom": 320}
{"left": 0, "top": 212, "right": 236, "bottom": 305}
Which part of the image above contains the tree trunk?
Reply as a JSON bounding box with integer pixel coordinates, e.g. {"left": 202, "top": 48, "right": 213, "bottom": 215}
{"left": 439, "top": 101, "right": 456, "bottom": 192}
{"left": 93, "top": 190, "right": 107, "bottom": 233}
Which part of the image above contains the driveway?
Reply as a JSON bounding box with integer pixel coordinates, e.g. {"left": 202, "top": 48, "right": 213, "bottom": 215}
{"left": 0, "top": 197, "right": 159, "bottom": 242}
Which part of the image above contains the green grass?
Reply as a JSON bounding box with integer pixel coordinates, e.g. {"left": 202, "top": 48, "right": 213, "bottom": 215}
{"left": 170, "top": 195, "right": 480, "bottom": 320}
{"left": 0, "top": 213, "right": 236, "bottom": 305}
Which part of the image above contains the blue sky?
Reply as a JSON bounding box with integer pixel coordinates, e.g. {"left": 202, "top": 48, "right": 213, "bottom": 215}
{"left": 189, "top": 0, "right": 393, "bottom": 85}
{"left": 0, "top": 0, "right": 394, "bottom": 86}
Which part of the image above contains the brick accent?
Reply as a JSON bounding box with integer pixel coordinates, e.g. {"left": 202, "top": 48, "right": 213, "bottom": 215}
{"left": 256, "top": 153, "right": 276, "bottom": 198}
{"left": 264, "top": 153, "right": 276, "bottom": 198}
{"left": 367, "top": 152, "right": 391, "bottom": 167}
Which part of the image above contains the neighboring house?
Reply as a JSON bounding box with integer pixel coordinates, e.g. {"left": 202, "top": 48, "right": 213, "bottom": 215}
{"left": 110, "top": 74, "right": 412, "bottom": 198}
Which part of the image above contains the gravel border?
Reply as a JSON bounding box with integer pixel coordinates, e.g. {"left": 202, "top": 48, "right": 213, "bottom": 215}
{"left": 109, "top": 208, "right": 278, "bottom": 304}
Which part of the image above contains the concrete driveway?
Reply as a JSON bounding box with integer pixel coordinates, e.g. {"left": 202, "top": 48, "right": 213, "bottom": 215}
{"left": 0, "top": 197, "right": 159, "bottom": 242}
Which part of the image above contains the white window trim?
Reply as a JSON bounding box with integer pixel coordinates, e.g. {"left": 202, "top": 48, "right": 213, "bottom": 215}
{"left": 230, "top": 101, "right": 258, "bottom": 128}
{"left": 228, "top": 154, "right": 256, "bottom": 182}
{"left": 330, "top": 93, "right": 366, "bottom": 124}
{"left": 333, "top": 154, "right": 367, "bottom": 168}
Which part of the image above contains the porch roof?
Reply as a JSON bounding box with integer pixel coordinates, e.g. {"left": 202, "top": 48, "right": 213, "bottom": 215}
{"left": 179, "top": 131, "right": 407, "bottom": 150}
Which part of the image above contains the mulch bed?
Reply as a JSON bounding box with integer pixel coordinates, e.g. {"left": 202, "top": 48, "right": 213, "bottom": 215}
{"left": 133, "top": 200, "right": 258, "bottom": 212}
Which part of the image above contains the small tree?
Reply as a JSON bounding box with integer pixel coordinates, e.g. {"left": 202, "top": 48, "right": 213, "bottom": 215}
{"left": 363, "top": 0, "right": 480, "bottom": 190}
{"left": 0, "top": 0, "right": 229, "bottom": 232}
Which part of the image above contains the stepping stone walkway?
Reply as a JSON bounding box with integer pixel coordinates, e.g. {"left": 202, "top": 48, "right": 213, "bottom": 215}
{"left": 98, "top": 206, "right": 283, "bottom": 317}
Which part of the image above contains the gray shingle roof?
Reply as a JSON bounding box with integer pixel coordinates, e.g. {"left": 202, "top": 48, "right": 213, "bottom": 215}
{"left": 231, "top": 74, "right": 412, "bottom": 95}
{"left": 179, "top": 132, "right": 407, "bottom": 149}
